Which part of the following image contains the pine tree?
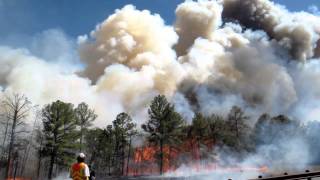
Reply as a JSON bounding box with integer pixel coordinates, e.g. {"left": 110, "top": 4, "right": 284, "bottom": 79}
{"left": 41, "top": 100, "right": 79, "bottom": 179}
{"left": 112, "top": 112, "right": 136, "bottom": 176}
{"left": 84, "top": 128, "right": 106, "bottom": 174}
{"left": 228, "top": 106, "right": 249, "bottom": 139}
{"left": 85, "top": 125, "right": 115, "bottom": 176}
{"left": 206, "top": 114, "right": 226, "bottom": 145}
{"left": 104, "top": 125, "right": 115, "bottom": 176}
{"left": 74, "top": 102, "right": 97, "bottom": 152}
{"left": 141, "top": 95, "right": 185, "bottom": 175}
{"left": 227, "top": 106, "right": 250, "bottom": 151}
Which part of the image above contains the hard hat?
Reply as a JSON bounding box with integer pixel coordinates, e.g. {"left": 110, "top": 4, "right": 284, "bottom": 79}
{"left": 78, "top": 153, "right": 86, "bottom": 158}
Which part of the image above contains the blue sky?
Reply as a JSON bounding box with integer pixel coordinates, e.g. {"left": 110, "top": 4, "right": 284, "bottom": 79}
{"left": 0, "top": 0, "right": 319, "bottom": 39}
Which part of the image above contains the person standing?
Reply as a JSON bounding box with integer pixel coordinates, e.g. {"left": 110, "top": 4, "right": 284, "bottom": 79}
{"left": 70, "top": 153, "right": 90, "bottom": 180}
{"left": 88, "top": 165, "right": 96, "bottom": 180}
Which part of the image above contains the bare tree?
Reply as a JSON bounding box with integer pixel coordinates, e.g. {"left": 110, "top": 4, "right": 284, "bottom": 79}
{"left": 19, "top": 108, "right": 40, "bottom": 177}
{"left": 1, "top": 93, "right": 32, "bottom": 179}
{"left": 0, "top": 112, "right": 11, "bottom": 164}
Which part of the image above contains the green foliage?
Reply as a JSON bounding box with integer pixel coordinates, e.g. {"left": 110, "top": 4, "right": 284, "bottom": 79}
{"left": 112, "top": 112, "right": 136, "bottom": 176}
{"left": 142, "top": 95, "right": 185, "bottom": 146}
{"left": 75, "top": 102, "right": 97, "bottom": 151}
{"left": 113, "top": 112, "right": 136, "bottom": 140}
{"left": 142, "top": 95, "right": 185, "bottom": 175}
{"left": 41, "top": 100, "right": 79, "bottom": 179}
{"left": 188, "top": 113, "right": 210, "bottom": 161}
{"left": 103, "top": 125, "right": 116, "bottom": 175}
{"left": 190, "top": 113, "right": 209, "bottom": 141}
{"left": 206, "top": 114, "right": 227, "bottom": 145}
{"left": 226, "top": 106, "right": 251, "bottom": 151}
{"left": 83, "top": 126, "right": 115, "bottom": 176}
{"left": 227, "top": 106, "right": 249, "bottom": 138}
{"left": 84, "top": 113, "right": 137, "bottom": 177}
{"left": 187, "top": 106, "right": 252, "bottom": 153}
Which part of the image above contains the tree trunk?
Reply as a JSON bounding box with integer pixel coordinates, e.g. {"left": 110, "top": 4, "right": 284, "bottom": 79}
{"left": 49, "top": 130, "right": 57, "bottom": 180}
{"left": 159, "top": 138, "right": 163, "bottom": 175}
{"left": 89, "top": 149, "right": 96, "bottom": 165}
{"left": 113, "top": 137, "right": 119, "bottom": 174}
{"left": 236, "top": 118, "right": 239, "bottom": 138}
{"left": 121, "top": 133, "right": 125, "bottom": 176}
{"left": 80, "top": 125, "right": 83, "bottom": 152}
{"left": 126, "top": 136, "right": 132, "bottom": 176}
{"left": 13, "top": 155, "right": 19, "bottom": 180}
{"left": 37, "top": 152, "right": 42, "bottom": 180}
{"left": 1, "top": 118, "right": 10, "bottom": 153}
{"left": 108, "top": 155, "right": 111, "bottom": 176}
{"left": 5, "top": 110, "right": 18, "bottom": 179}
{"left": 48, "top": 151, "right": 55, "bottom": 180}
{"left": 37, "top": 132, "right": 44, "bottom": 180}
{"left": 0, "top": 118, "right": 10, "bottom": 167}
{"left": 20, "top": 140, "right": 31, "bottom": 176}
{"left": 197, "top": 138, "right": 202, "bottom": 162}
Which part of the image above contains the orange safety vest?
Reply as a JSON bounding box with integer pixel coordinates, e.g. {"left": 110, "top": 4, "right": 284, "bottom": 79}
{"left": 70, "top": 162, "right": 88, "bottom": 180}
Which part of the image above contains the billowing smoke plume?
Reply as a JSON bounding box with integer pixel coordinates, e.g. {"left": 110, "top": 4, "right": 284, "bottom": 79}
{"left": 174, "top": 0, "right": 222, "bottom": 56}
{"left": 222, "top": 0, "right": 320, "bottom": 61}
{"left": 1, "top": 0, "right": 320, "bottom": 178}
{"left": 79, "top": 5, "right": 180, "bottom": 82}
{"left": 78, "top": 5, "right": 184, "bottom": 121}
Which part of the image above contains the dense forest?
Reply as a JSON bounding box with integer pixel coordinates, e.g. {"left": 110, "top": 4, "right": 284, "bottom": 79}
{"left": 0, "top": 93, "right": 319, "bottom": 179}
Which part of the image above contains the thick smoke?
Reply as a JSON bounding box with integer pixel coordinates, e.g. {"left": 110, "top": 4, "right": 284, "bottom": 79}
{"left": 174, "top": 0, "right": 222, "bottom": 56}
{"left": 1, "top": 0, "right": 320, "bottom": 178}
{"left": 79, "top": 5, "right": 180, "bottom": 82}
{"left": 222, "top": 0, "right": 320, "bottom": 61}
{"left": 78, "top": 5, "right": 185, "bottom": 121}
{"left": 0, "top": 46, "right": 123, "bottom": 127}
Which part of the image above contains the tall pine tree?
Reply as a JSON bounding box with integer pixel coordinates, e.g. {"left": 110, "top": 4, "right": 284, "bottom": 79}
{"left": 142, "top": 95, "right": 185, "bottom": 175}
{"left": 41, "top": 100, "right": 79, "bottom": 179}
{"left": 190, "top": 113, "right": 209, "bottom": 162}
{"left": 74, "top": 102, "right": 97, "bottom": 152}
{"left": 112, "top": 112, "right": 136, "bottom": 176}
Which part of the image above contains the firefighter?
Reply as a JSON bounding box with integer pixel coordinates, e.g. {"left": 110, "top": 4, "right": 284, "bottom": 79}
{"left": 70, "top": 153, "right": 90, "bottom": 180}
{"left": 88, "top": 165, "right": 96, "bottom": 180}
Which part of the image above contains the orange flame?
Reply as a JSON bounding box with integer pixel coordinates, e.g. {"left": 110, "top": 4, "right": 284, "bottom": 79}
{"left": 128, "top": 138, "right": 268, "bottom": 176}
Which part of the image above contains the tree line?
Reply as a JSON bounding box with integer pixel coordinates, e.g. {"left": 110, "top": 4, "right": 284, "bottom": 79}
{"left": 0, "top": 94, "right": 318, "bottom": 179}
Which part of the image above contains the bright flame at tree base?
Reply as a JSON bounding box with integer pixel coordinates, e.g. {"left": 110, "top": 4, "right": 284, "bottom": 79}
{"left": 128, "top": 139, "right": 268, "bottom": 176}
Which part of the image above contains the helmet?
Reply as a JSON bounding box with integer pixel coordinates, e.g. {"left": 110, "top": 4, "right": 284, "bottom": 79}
{"left": 78, "top": 153, "right": 86, "bottom": 158}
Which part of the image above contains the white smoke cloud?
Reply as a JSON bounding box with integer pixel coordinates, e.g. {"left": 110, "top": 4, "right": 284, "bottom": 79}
{"left": 289, "top": 60, "right": 320, "bottom": 122}
{"left": 79, "top": 5, "right": 179, "bottom": 82}
{"left": 174, "top": 0, "right": 223, "bottom": 56}
{"left": 78, "top": 4, "right": 187, "bottom": 120}
{"left": 0, "top": 46, "right": 124, "bottom": 127}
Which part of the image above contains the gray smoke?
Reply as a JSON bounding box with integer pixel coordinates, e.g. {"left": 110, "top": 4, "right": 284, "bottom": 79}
{"left": 222, "top": 0, "right": 320, "bottom": 61}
